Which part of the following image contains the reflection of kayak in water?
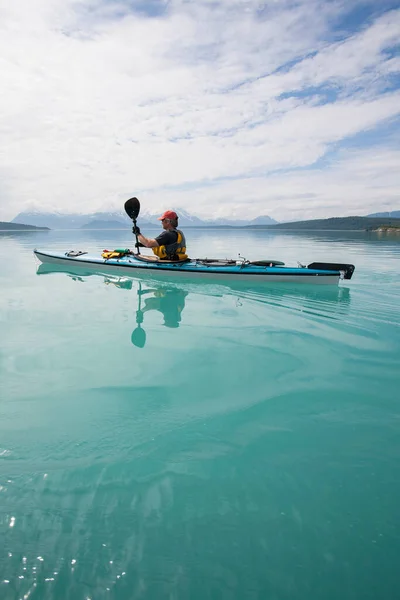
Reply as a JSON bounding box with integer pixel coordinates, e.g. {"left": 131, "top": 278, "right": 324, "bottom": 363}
{"left": 35, "top": 263, "right": 351, "bottom": 308}
{"left": 36, "top": 264, "right": 352, "bottom": 347}
{"left": 34, "top": 249, "right": 355, "bottom": 286}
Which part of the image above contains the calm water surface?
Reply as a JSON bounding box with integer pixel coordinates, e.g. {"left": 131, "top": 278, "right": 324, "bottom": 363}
{"left": 1, "top": 229, "right": 399, "bottom": 600}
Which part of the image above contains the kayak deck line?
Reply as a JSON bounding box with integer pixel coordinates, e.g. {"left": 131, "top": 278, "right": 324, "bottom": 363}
{"left": 33, "top": 249, "right": 355, "bottom": 285}
{"left": 33, "top": 250, "right": 339, "bottom": 276}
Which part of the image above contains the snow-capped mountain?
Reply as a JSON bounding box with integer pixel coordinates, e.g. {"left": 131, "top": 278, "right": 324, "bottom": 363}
{"left": 139, "top": 207, "right": 210, "bottom": 227}
{"left": 12, "top": 211, "right": 134, "bottom": 230}
{"left": 12, "top": 209, "right": 277, "bottom": 229}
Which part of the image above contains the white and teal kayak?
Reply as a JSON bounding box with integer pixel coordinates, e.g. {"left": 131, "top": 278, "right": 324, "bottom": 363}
{"left": 33, "top": 249, "right": 355, "bottom": 285}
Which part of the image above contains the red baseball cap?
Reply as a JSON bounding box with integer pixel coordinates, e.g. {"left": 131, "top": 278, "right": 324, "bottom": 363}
{"left": 158, "top": 210, "right": 178, "bottom": 221}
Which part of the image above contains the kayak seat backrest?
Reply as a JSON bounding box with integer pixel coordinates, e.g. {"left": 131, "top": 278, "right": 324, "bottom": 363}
{"left": 249, "top": 260, "right": 285, "bottom": 267}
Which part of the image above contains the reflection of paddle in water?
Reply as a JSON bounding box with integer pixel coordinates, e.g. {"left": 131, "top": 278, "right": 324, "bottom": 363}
{"left": 131, "top": 282, "right": 188, "bottom": 348}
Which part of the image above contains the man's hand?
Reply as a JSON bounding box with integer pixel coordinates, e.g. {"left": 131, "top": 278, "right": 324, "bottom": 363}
{"left": 135, "top": 242, "right": 145, "bottom": 248}
{"left": 132, "top": 225, "right": 141, "bottom": 235}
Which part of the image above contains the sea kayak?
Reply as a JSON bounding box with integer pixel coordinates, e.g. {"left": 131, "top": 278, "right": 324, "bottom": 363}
{"left": 33, "top": 249, "right": 355, "bottom": 285}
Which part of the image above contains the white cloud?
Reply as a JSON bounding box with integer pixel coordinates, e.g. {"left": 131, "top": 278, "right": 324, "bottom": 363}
{"left": 136, "top": 146, "right": 400, "bottom": 221}
{"left": 0, "top": 0, "right": 399, "bottom": 221}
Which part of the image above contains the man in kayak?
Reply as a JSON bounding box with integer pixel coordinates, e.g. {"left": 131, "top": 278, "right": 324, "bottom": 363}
{"left": 132, "top": 210, "right": 188, "bottom": 261}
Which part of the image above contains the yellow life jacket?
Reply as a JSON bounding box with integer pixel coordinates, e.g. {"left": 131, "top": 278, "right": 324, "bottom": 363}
{"left": 102, "top": 249, "right": 131, "bottom": 259}
{"left": 152, "top": 229, "right": 188, "bottom": 261}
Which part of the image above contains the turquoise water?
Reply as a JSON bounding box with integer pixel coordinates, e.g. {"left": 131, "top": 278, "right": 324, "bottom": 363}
{"left": 1, "top": 228, "right": 399, "bottom": 600}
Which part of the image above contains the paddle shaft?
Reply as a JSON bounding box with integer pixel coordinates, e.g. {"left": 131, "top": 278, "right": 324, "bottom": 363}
{"left": 138, "top": 282, "right": 142, "bottom": 314}
{"left": 132, "top": 285, "right": 146, "bottom": 346}
{"left": 133, "top": 217, "right": 140, "bottom": 255}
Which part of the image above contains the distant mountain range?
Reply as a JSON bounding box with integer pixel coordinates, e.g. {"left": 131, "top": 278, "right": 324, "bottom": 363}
{"left": 0, "top": 221, "right": 49, "bottom": 231}
{"left": 248, "top": 216, "right": 400, "bottom": 231}
{"left": 81, "top": 219, "right": 136, "bottom": 230}
{"left": 367, "top": 211, "right": 400, "bottom": 218}
{"left": 11, "top": 208, "right": 277, "bottom": 230}
{"left": 7, "top": 209, "right": 400, "bottom": 231}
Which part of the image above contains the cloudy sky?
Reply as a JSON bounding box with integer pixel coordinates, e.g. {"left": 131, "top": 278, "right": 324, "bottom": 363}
{"left": 1, "top": 0, "right": 399, "bottom": 222}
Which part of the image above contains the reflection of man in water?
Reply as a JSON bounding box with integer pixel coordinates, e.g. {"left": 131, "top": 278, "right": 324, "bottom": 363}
{"left": 140, "top": 288, "right": 188, "bottom": 328}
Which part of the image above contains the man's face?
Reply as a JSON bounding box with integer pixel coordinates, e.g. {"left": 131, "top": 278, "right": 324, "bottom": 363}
{"left": 161, "top": 218, "right": 172, "bottom": 230}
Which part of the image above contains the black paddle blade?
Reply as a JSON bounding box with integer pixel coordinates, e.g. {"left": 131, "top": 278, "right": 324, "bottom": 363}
{"left": 124, "top": 197, "right": 140, "bottom": 221}
{"left": 131, "top": 326, "right": 146, "bottom": 348}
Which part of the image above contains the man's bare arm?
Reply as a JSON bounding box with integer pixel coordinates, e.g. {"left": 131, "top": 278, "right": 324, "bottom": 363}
{"left": 137, "top": 234, "right": 159, "bottom": 248}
